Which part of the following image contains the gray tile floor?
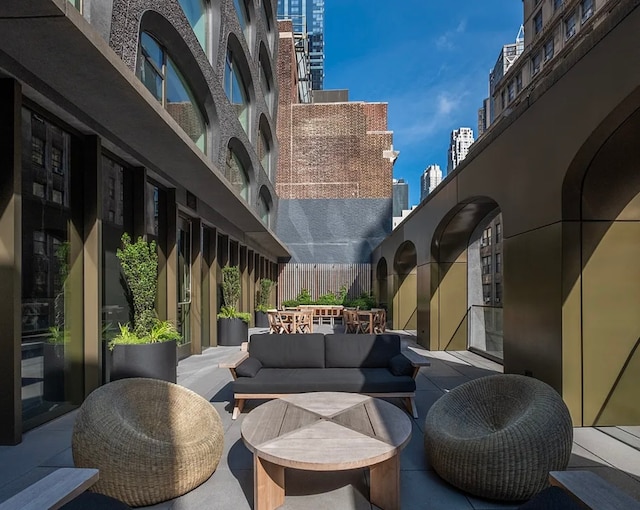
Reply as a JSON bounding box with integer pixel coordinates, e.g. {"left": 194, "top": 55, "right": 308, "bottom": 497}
{"left": 1, "top": 326, "right": 639, "bottom": 509}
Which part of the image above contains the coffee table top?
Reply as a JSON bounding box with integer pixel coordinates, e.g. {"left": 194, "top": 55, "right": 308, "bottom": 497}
{"left": 241, "top": 392, "right": 412, "bottom": 471}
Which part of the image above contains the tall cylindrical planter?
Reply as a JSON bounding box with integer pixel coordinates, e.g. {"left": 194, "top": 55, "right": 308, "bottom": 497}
{"left": 254, "top": 311, "right": 269, "bottom": 328}
{"left": 218, "top": 318, "right": 248, "bottom": 346}
{"left": 43, "top": 343, "right": 65, "bottom": 402}
{"left": 110, "top": 340, "right": 177, "bottom": 383}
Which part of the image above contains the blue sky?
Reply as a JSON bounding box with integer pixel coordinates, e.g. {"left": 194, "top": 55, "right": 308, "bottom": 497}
{"left": 323, "top": 1, "right": 523, "bottom": 206}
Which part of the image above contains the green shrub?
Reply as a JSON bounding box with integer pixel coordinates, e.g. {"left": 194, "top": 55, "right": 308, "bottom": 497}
{"left": 217, "top": 265, "right": 250, "bottom": 323}
{"left": 108, "top": 319, "right": 181, "bottom": 350}
{"left": 255, "top": 278, "right": 275, "bottom": 312}
{"left": 343, "top": 292, "right": 377, "bottom": 310}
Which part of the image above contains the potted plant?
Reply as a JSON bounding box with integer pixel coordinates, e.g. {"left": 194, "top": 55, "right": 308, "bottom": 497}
{"left": 217, "top": 265, "right": 251, "bottom": 345}
{"left": 43, "top": 325, "right": 67, "bottom": 402}
{"left": 254, "top": 278, "right": 275, "bottom": 328}
{"left": 108, "top": 233, "right": 181, "bottom": 383}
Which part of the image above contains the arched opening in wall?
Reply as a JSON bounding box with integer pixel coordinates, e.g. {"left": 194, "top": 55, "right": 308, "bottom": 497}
{"left": 392, "top": 242, "right": 416, "bottom": 331}
{"left": 467, "top": 209, "right": 503, "bottom": 362}
{"left": 375, "top": 257, "right": 388, "bottom": 312}
{"left": 562, "top": 95, "right": 640, "bottom": 427}
{"left": 430, "top": 198, "right": 500, "bottom": 355}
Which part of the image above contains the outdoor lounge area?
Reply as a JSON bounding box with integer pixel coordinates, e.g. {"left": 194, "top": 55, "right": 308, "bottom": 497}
{"left": 1, "top": 325, "right": 639, "bottom": 510}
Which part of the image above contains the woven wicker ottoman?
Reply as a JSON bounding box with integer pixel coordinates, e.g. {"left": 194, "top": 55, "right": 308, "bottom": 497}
{"left": 72, "top": 378, "right": 224, "bottom": 507}
{"left": 424, "top": 374, "right": 573, "bottom": 501}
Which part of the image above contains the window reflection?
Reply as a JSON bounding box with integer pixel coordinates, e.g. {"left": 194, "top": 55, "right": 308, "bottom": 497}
{"left": 225, "top": 51, "right": 249, "bottom": 133}
{"left": 21, "top": 109, "right": 77, "bottom": 425}
{"left": 233, "top": 0, "right": 250, "bottom": 42}
{"left": 137, "top": 32, "right": 208, "bottom": 152}
{"left": 178, "top": 0, "right": 209, "bottom": 53}
{"left": 226, "top": 149, "right": 249, "bottom": 200}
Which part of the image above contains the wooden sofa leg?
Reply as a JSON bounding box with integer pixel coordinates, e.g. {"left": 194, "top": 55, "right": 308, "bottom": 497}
{"left": 405, "top": 397, "right": 418, "bottom": 419}
{"left": 232, "top": 399, "right": 245, "bottom": 420}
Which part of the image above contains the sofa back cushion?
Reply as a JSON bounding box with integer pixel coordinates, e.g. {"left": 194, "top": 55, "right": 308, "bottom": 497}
{"left": 249, "top": 333, "right": 325, "bottom": 368}
{"left": 325, "top": 334, "right": 401, "bottom": 368}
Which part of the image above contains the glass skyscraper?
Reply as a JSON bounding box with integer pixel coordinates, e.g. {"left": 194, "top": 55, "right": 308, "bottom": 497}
{"left": 277, "top": 0, "right": 325, "bottom": 90}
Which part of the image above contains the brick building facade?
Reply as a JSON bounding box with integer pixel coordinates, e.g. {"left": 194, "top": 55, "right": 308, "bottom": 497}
{"left": 275, "top": 21, "right": 395, "bottom": 300}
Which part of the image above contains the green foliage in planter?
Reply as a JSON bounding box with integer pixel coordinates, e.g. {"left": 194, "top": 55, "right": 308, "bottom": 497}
{"left": 47, "top": 326, "right": 68, "bottom": 345}
{"left": 116, "top": 233, "right": 158, "bottom": 338}
{"left": 108, "top": 319, "right": 181, "bottom": 350}
{"left": 282, "top": 284, "right": 350, "bottom": 307}
{"left": 217, "top": 265, "right": 250, "bottom": 322}
{"left": 255, "top": 278, "right": 275, "bottom": 312}
{"left": 343, "top": 292, "right": 377, "bottom": 310}
{"left": 217, "top": 305, "right": 251, "bottom": 323}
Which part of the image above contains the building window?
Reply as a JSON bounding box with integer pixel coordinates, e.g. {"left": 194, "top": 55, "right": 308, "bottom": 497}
{"left": 554, "top": 0, "right": 564, "bottom": 12}
{"left": 515, "top": 72, "right": 523, "bottom": 93}
{"left": 257, "top": 187, "right": 271, "bottom": 226}
{"left": 258, "top": 128, "right": 271, "bottom": 178}
{"left": 483, "top": 283, "right": 492, "bottom": 304}
{"left": 495, "top": 282, "right": 502, "bottom": 303}
{"left": 565, "top": 12, "right": 577, "bottom": 40}
{"left": 501, "top": 89, "right": 507, "bottom": 110}
{"left": 31, "top": 136, "right": 45, "bottom": 167}
{"left": 233, "top": 0, "right": 250, "bottom": 43}
{"left": 581, "top": 0, "right": 594, "bottom": 23}
{"left": 495, "top": 252, "right": 502, "bottom": 273}
{"left": 259, "top": 54, "right": 273, "bottom": 113}
{"left": 137, "top": 32, "right": 208, "bottom": 153}
{"left": 496, "top": 222, "right": 502, "bottom": 243}
{"left": 225, "top": 51, "right": 250, "bottom": 134}
{"left": 531, "top": 51, "right": 542, "bottom": 76}
{"left": 51, "top": 146, "right": 63, "bottom": 175}
{"left": 533, "top": 10, "right": 543, "bottom": 35}
{"left": 226, "top": 149, "right": 249, "bottom": 201}
{"left": 481, "top": 227, "right": 492, "bottom": 247}
{"left": 67, "top": 0, "right": 81, "bottom": 11}
{"left": 482, "top": 255, "right": 492, "bottom": 275}
{"left": 544, "top": 38, "right": 554, "bottom": 62}
{"left": 178, "top": 0, "right": 209, "bottom": 54}
{"left": 507, "top": 81, "right": 515, "bottom": 102}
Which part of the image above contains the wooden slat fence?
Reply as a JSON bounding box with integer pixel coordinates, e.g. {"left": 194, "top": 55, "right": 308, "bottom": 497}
{"left": 277, "top": 263, "right": 371, "bottom": 304}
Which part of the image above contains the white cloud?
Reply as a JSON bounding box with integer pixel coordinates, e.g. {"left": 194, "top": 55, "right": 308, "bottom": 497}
{"left": 435, "top": 18, "right": 467, "bottom": 51}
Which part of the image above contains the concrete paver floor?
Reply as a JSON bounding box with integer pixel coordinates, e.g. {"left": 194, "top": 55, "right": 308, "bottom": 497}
{"left": 1, "top": 326, "right": 639, "bottom": 509}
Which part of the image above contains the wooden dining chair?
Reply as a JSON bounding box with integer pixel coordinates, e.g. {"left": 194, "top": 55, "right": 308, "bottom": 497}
{"left": 267, "top": 310, "right": 285, "bottom": 334}
{"left": 373, "top": 309, "right": 387, "bottom": 334}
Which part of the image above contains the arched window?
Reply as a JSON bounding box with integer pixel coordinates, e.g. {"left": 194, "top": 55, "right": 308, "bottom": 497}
{"left": 258, "top": 48, "right": 273, "bottom": 113}
{"left": 226, "top": 148, "right": 249, "bottom": 201}
{"left": 258, "top": 126, "right": 271, "bottom": 179}
{"left": 233, "top": 0, "right": 250, "bottom": 43}
{"left": 178, "top": 0, "right": 209, "bottom": 54}
{"left": 137, "top": 32, "right": 207, "bottom": 153}
{"left": 257, "top": 186, "right": 271, "bottom": 226}
{"left": 224, "top": 51, "right": 250, "bottom": 134}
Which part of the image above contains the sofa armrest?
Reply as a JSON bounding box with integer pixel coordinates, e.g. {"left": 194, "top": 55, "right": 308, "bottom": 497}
{"left": 401, "top": 348, "right": 430, "bottom": 379}
{"left": 219, "top": 348, "right": 250, "bottom": 380}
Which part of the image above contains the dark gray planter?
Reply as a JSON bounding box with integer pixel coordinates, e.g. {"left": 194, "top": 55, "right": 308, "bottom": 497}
{"left": 110, "top": 340, "right": 177, "bottom": 383}
{"left": 43, "top": 343, "right": 65, "bottom": 402}
{"left": 218, "top": 318, "right": 248, "bottom": 346}
{"left": 254, "top": 310, "right": 269, "bottom": 328}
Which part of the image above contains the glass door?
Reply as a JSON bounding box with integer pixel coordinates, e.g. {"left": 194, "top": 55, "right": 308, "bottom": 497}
{"left": 177, "top": 216, "right": 192, "bottom": 358}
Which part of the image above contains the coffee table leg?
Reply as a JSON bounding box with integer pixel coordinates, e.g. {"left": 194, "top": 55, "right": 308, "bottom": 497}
{"left": 370, "top": 454, "right": 400, "bottom": 510}
{"left": 254, "top": 455, "right": 285, "bottom": 510}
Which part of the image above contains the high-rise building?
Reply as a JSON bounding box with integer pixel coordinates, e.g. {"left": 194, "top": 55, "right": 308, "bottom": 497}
{"left": 447, "top": 128, "right": 475, "bottom": 173}
{"left": 392, "top": 179, "right": 409, "bottom": 217}
{"left": 420, "top": 165, "right": 443, "bottom": 202}
{"left": 277, "top": 0, "right": 325, "bottom": 90}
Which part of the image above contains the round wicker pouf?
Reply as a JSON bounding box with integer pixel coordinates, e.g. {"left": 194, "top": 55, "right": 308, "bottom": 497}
{"left": 424, "top": 374, "right": 573, "bottom": 501}
{"left": 72, "top": 378, "right": 224, "bottom": 507}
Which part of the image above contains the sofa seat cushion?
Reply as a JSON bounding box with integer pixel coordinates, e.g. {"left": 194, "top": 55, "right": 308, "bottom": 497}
{"left": 249, "top": 334, "right": 325, "bottom": 368}
{"left": 325, "top": 334, "right": 401, "bottom": 368}
{"left": 233, "top": 368, "right": 416, "bottom": 394}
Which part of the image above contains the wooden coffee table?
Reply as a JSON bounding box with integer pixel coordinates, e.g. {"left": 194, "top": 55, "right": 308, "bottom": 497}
{"left": 241, "top": 392, "right": 412, "bottom": 510}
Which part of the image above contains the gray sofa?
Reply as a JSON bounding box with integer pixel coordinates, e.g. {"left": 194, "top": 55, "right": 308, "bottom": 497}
{"left": 220, "top": 333, "right": 430, "bottom": 419}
